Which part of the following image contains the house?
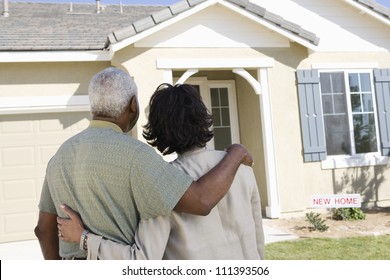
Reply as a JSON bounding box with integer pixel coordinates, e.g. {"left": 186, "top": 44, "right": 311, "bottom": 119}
{"left": 0, "top": 0, "right": 389, "bottom": 243}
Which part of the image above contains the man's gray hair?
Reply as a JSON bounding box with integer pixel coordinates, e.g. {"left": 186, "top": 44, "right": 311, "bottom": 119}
{"left": 89, "top": 67, "right": 138, "bottom": 119}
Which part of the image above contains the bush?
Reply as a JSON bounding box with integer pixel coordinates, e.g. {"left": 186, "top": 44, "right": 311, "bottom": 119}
{"left": 305, "top": 212, "right": 329, "bottom": 232}
{"left": 332, "top": 208, "right": 366, "bottom": 221}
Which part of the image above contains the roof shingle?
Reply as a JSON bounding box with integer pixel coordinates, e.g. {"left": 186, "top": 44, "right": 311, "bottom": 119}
{"left": 0, "top": 2, "right": 166, "bottom": 51}
{"left": 1, "top": 0, "right": 388, "bottom": 51}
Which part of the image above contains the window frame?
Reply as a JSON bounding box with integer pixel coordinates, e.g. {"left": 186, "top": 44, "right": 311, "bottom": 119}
{"left": 207, "top": 80, "right": 240, "bottom": 150}
{"left": 317, "top": 69, "right": 388, "bottom": 169}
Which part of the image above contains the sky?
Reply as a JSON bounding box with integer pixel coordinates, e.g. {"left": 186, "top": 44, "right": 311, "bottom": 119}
{"left": 6, "top": 0, "right": 390, "bottom": 8}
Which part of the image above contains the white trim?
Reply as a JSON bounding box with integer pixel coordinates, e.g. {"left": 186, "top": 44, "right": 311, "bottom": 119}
{"left": 0, "top": 51, "right": 111, "bottom": 63}
{"left": 232, "top": 68, "right": 262, "bottom": 95}
{"left": 219, "top": 0, "right": 319, "bottom": 51}
{"left": 258, "top": 68, "right": 280, "bottom": 218}
{"left": 110, "top": 0, "right": 218, "bottom": 53}
{"left": 312, "top": 62, "right": 379, "bottom": 70}
{"left": 176, "top": 69, "right": 199, "bottom": 84}
{"left": 208, "top": 80, "right": 241, "bottom": 146}
{"left": 0, "top": 95, "right": 90, "bottom": 115}
{"left": 322, "top": 154, "right": 389, "bottom": 169}
{"left": 342, "top": 0, "right": 390, "bottom": 27}
{"left": 157, "top": 58, "right": 274, "bottom": 70}
{"left": 318, "top": 69, "right": 382, "bottom": 163}
{"left": 110, "top": 0, "right": 318, "bottom": 53}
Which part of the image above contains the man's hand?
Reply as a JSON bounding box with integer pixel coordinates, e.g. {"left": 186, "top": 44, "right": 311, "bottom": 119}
{"left": 57, "top": 204, "right": 86, "bottom": 244}
{"left": 225, "top": 144, "right": 254, "bottom": 167}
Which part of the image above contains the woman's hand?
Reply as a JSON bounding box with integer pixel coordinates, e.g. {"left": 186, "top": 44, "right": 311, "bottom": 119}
{"left": 57, "top": 204, "right": 85, "bottom": 243}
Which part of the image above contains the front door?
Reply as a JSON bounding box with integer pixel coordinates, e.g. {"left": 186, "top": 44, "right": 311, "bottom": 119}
{"left": 187, "top": 78, "right": 240, "bottom": 150}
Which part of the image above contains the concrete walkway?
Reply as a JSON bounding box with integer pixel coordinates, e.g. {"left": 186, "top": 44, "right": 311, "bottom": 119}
{"left": 0, "top": 219, "right": 298, "bottom": 260}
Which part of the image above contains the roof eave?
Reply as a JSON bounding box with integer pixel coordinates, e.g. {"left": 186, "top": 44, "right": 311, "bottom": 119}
{"left": 344, "top": 0, "right": 390, "bottom": 26}
{"left": 107, "top": 0, "right": 319, "bottom": 53}
{"left": 108, "top": 0, "right": 216, "bottom": 53}
{"left": 0, "top": 50, "right": 111, "bottom": 63}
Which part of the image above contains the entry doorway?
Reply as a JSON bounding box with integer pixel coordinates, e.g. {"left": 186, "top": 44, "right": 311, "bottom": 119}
{"left": 185, "top": 77, "right": 240, "bottom": 150}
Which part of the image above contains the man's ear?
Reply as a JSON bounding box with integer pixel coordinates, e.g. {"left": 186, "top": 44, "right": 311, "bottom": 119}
{"left": 129, "top": 95, "right": 138, "bottom": 113}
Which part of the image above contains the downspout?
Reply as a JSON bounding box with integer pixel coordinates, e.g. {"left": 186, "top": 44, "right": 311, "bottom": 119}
{"left": 3, "top": 0, "right": 9, "bottom": 17}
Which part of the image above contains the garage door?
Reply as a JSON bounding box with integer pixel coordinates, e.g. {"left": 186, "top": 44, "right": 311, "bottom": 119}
{"left": 0, "top": 112, "right": 90, "bottom": 243}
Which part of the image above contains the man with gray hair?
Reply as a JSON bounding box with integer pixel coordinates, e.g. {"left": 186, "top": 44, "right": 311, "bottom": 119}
{"left": 35, "top": 67, "right": 252, "bottom": 260}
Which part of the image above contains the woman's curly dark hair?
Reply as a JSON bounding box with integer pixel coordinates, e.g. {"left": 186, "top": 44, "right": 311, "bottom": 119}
{"left": 143, "top": 83, "right": 214, "bottom": 155}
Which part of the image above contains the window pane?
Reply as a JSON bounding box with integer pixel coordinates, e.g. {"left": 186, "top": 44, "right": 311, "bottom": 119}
{"left": 320, "top": 72, "right": 345, "bottom": 93}
{"left": 221, "top": 108, "right": 230, "bottom": 126}
{"left": 332, "top": 73, "right": 345, "bottom": 93}
{"left": 353, "top": 114, "right": 378, "bottom": 154}
{"left": 334, "top": 94, "right": 347, "bottom": 114}
{"left": 220, "top": 88, "right": 229, "bottom": 106}
{"left": 324, "top": 115, "right": 351, "bottom": 155}
{"left": 210, "top": 89, "right": 219, "bottom": 106}
{"left": 362, "top": 93, "right": 373, "bottom": 112}
{"left": 360, "top": 73, "right": 371, "bottom": 92}
{"left": 350, "top": 94, "right": 361, "bottom": 112}
{"left": 320, "top": 72, "right": 349, "bottom": 156}
{"left": 322, "top": 95, "right": 333, "bottom": 114}
{"left": 213, "top": 128, "right": 232, "bottom": 151}
{"left": 212, "top": 108, "right": 221, "bottom": 126}
{"left": 349, "top": 74, "right": 359, "bottom": 92}
{"left": 193, "top": 85, "right": 200, "bottom": 93}
{"left": 320, "top": 73, "right": 332, "bottom": 93}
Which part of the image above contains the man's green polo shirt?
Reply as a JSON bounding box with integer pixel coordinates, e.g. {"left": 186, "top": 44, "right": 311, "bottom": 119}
{"left": 38, "top": 120, "right": 192, "bottom": 258}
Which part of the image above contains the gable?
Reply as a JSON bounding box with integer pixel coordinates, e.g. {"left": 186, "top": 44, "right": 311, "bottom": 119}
{"left": 108, "top": 0, "right": 320, "bottom": 52}
{"left": 252, "top": 0, "right": 390, "bottom": 51}
{"left": 135, "top": 4, "right": 290, "bottom": 48}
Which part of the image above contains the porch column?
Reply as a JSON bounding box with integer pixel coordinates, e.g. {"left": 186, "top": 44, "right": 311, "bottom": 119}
{"left": 258, "top": 68, "right": 280, "bottom": 218}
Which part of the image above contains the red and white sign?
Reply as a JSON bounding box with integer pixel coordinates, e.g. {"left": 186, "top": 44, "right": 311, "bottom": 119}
{"left": 311, "top": 194, "right": 361, "bottom": 208}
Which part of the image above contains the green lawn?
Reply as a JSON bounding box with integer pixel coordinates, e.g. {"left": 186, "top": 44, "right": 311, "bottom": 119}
{"left": 265, "top": 235, "right": 390, "bottom": 260}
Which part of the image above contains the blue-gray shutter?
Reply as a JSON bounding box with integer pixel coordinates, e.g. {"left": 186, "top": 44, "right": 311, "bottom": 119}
{"left": 374, "top": 69, "right": 390, "bottom": 156}
{"left": 296, "top": 69, "right": 326, "bottom": 162}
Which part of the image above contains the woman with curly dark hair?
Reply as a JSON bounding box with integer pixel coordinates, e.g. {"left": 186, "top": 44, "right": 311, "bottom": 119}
{"left": 58, "top": 83, "right": 264, "bottom": 260}
{"left": 143, "top": 83, "right": 214, "bottom": 156}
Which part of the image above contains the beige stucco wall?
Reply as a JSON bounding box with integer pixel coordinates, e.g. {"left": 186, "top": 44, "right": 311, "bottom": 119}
{"left": 267, "top": 45, "right": 390, "bottom": 214}
{"left": 0, "top": 62, "right": 110, "bottom": 97}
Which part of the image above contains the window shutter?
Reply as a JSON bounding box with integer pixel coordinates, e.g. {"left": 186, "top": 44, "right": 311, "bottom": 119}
{"left": 296, "top": 69, "right": 326, "bottom": 162}
{"left": 374, "top": 69, "right": 390, "bottom": 156}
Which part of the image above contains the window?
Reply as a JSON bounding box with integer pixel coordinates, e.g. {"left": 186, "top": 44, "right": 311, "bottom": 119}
{"left": 296, "top": 68, "right": 390, "bottom": 168}
{"left": 210, "top": 87, "right": 232, "bottom": 150}
{"left": 320, "top": 71, "right": 379, "bottom": 157}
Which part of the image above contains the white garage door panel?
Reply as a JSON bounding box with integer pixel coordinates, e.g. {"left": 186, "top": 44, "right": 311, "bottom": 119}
{"left": 0, "top": 112, "right": 90, "bottom": 243}
{"left": 1, "top": 212, "right": 38, "bottom": 242}
{"left": 3, "top": 179, "right": 36, "bottom": 200}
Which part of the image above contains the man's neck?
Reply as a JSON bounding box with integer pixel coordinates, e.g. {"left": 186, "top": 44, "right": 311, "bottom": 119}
{"left": 93, "top": 116, "right": 126, "bottom": 132}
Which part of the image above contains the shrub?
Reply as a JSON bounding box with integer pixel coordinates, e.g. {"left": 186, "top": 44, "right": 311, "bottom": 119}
{"left": 305, "top": 212, "right": 329, "bottom": 232}
{"left": 332, "top": 208, "right": 366, "bottom": 221}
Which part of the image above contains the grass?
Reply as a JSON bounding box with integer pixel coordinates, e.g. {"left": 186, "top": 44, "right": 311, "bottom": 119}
{"left": 265, "top": 235, "right": 390, "bottom": 260}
